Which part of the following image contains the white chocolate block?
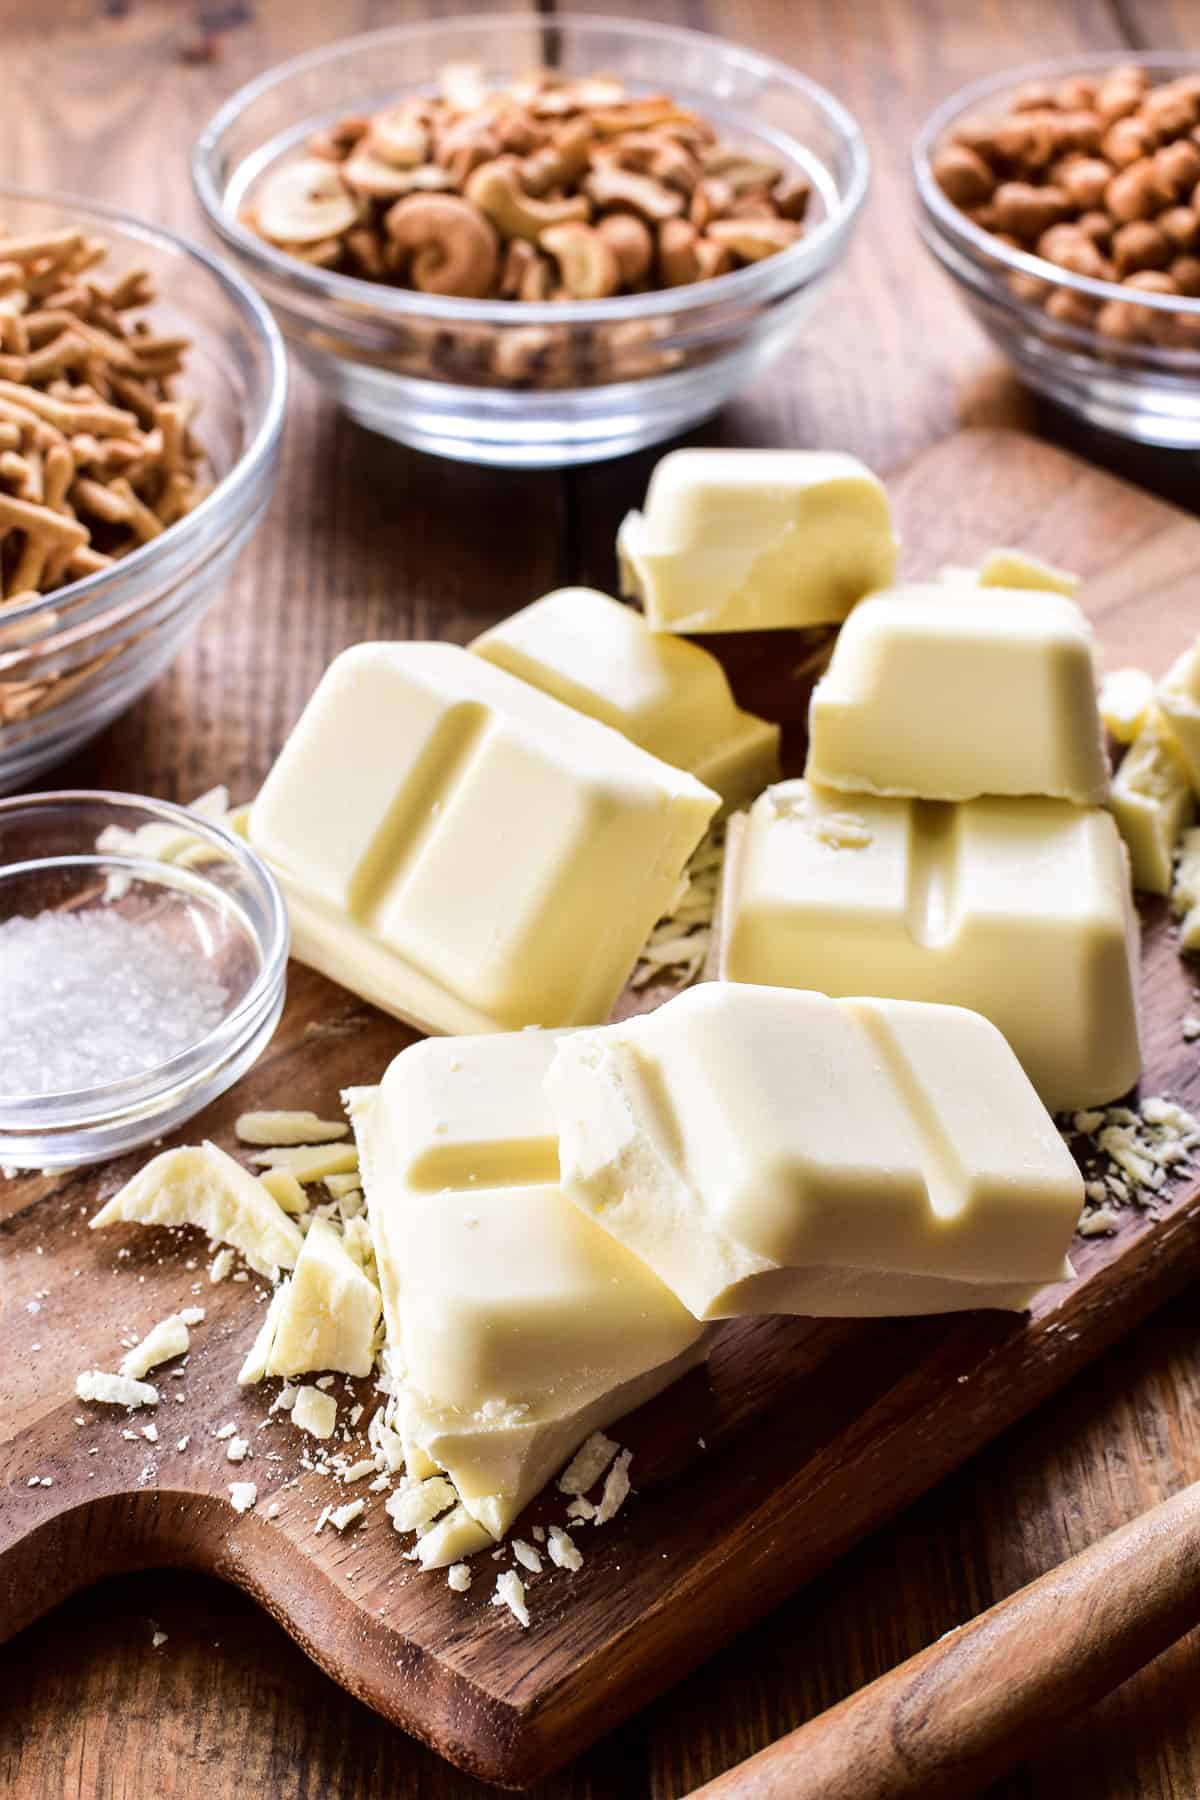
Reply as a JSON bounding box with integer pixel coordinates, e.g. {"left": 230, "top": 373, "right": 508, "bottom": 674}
{"left": 806, "top": 584, "right": 1109, "bottom": 804}
{"left": 1157, "top": 643, "right": 1200, "bottom": 791}
{"left": 249, "top": 642, "right": 717, "bottom": 1034}
{"left": 617, "top": 449, "right": 897, "bottom": 634}
{"left": 717, "top": 781, "right": 1141, "bottom": 1112}
{"left": 546, "top": 984, "right": 1081, "bottom": 1322}
{"left": 354, "top": 1033, "right": 706, "bottom": 1539}
{"left": 1110, "top": 708, "right": 1194, "bottom": 895}
{"left": 472, "top": 587, "right": 779, "bottom": 810}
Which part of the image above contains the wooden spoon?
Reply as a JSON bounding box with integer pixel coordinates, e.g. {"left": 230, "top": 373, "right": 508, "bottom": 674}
{"left": 684, "top": 1477, "right": 1200, "bottom": 1799}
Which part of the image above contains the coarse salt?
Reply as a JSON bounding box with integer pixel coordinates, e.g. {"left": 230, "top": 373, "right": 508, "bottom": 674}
{"left": 0, "top": 910, "right": 227, "bottom": 1098}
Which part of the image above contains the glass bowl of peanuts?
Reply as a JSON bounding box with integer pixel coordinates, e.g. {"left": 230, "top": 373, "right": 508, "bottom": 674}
{"left": 915, "top": 55, "right": 1200, "bottom": 447}
{"left": 0, "top": 189, "right": 286, "bottom": 793}
{"left": 192, "top": 13, "right": 868, "bottom": 469}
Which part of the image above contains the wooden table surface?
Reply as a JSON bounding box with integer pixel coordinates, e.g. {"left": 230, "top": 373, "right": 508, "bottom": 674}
{"left": 4, "top": 1, "right": 1200, "bottom": 1796}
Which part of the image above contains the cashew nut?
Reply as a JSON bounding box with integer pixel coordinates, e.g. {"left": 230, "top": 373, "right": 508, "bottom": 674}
{"left": 384, "top": 194, "right": 500, "bottom": 297}
{"left": 254, "top": 158, "right": 359, "bottom": 246}
{"left": 583, "top": 163, "right": 683, "bottom": 223}
{"left": 601, "top": 131, "right": 702, "bottom": 195}
{"left": 695, "top": 237, "right": 735, "bottom": 280}
{"left": 706, "top": 217, "right": 802, "bottom": 259}
{"left": 344, "top": 148, "right": 453, "bottom": 201}
{"left": 596, "top": 212, "right": 654, "bottom": 286}
{"left": 465, "top": 157, "right": 590, "bottom": 242}
{"left": 657, "top": 217, "right": 702, "bottom": 286}
{"left": 540, "top": 221, "right": 621, "bottom": 298}
{"left": 498, "top": 238, "right": 554, "bottom": 301}
{"left": 701, "top": 149, "right": 784, "bottom": 191}
{"left": 368, "top": 101, "right": 431, "bottom": 170}
{"left": 521, "top": 118, "right": 593, "bottom": 197}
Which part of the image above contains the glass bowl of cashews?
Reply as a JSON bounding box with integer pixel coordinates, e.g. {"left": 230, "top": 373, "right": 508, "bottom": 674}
{"left": 0, "top": 188, "right": 286, "bottom": 793}
{"left": 915, "top": 54, "right": 1200, "bottom": 448}
{"left": 191, "top": 13, "right": 868, "bottom": 468}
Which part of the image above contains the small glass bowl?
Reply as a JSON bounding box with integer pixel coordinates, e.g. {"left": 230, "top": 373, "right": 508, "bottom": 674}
{"left": 0, "top": 189, "right": 287, "bottom": 794}
{"left": 0, "top": 793, "right": 288, "bottom": 1170}
{"left": 192, "top": 13, "right": 868, "bottom": 468}
{"left": 913, "top": 54, "right": 1200, "bottom": 448}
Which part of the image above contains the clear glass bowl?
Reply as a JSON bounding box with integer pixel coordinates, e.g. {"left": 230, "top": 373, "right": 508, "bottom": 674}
{"left": 913, "top": 54, "right": 1200, "bottom": 448}
{"left": 0, "top": 191, "right": 287, "bottom": 793}
{"left": 0, "top": 793, "right": 288, "bottom": 1169}
{"left": 192, "top": 13, "right": 868, "bottom": 468}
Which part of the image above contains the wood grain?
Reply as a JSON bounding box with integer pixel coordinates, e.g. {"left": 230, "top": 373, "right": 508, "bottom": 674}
{"left": 5, "top": 0, "right": 1200, "bottom": 1796}
{"left": 6, "top": 432, "right": 1200, "bottom": 1791}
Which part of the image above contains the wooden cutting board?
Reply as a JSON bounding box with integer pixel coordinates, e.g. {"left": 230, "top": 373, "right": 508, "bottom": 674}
{"left": 4, "top": 427, "right": 1200, "bottom": 1792}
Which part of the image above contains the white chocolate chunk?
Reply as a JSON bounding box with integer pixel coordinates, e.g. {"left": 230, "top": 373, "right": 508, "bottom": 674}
{"left": 355, "top": 1033, "right": 707, "bottom": 1540}
{"left": 91, "top": 1142, "right": 303, "bottom": 1279}
{"left": 718, "top": 781, "right": 1141, "bottom": 1112}
{"left": 386, "top": 1476, "right": 457, "bottom": 1536}
{"left": 249, "top": 642, "right": 717, "bottom": 1034}
{"left": 416, "top": 1505, "right": 493, "bottom": 1571}
{"left": 1110, "top": 709, "right": 1194, "bottom": 895}
{"left": 119, "top": 1314, "right": 191, "bottom": 1380}
{"left": 258, "top": 1168, "right": 308, "bottom": 1215}
{"left": 546, "top": 984, "right": 1082, "bottom": 1322}
{"left": 292, "top": 1385, "right": 337, "bottom": 1439}
{"left": 258, "top": 1218, "right": 381, "bottom": 1379}
{"left": 492, "top": 1569, "right": 530, "bottom": 1628}
{"left": 447, "top": 1562, "right": 472, "bottom": 1592}
{"left": 1157, "top": 643, "right": 1200, "bottom": 791}
{"left": 1171, "top": 825, "right": 1200, "bottom": 953}
{"left": 806, "top": 585, "right": 1109, "bottom": 805}
{"left": 228, "top": 1481, "right": 258, "bottom": 1514}
{"left": 236, "top": 1111, "right": 350, "bottom": 1147}
{"left": 546, "top": 1525, "right": 583, "bottom": 1571}
{"left": 250, "top": 1144, "right": 359, "bottom": 1183}
{"left": 328, "top": 1500, "right": 364, "bottom": 1532}
{"left": 75, "top": 1370, "right": 158, "bottom": 1408}
{"left": 1099, "top": 668, "right": 1154, "bottom": 745}
{"left": 617, "top": 449, "right": 896, "bottom": 633}
{"left": 557, "top": 1430, "right": 619, "bottom": 1497}
{"left": 977, "top": 548, "right": 1079, "bottom": 595}
{"left": 472, "top": 586, "right": 779, "bottom": 810}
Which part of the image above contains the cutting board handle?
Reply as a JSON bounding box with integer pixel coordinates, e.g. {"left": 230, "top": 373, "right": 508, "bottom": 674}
{"left": 683, "top": 1477, "right": 1200, "bottom": 1800}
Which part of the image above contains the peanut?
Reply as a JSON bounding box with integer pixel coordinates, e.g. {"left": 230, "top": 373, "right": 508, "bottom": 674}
{"left": 932, "top": 143, "right": 995, "bottom": 206}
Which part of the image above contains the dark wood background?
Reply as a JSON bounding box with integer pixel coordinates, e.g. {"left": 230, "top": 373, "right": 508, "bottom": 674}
{"left": 4, "top": 1, "right": 1200, "bottom": 1796}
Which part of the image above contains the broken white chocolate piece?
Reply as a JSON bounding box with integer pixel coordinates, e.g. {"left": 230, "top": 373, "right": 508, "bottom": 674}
{"left": 355, "top": 1031, "right": 707, "bottom": 1540}
{"left": 292, "top": 1384, "right": 337, "bottom": 1439}
{"left": 415, "top": 1505, "right": 493, "bottom": 1571}
{"left": 249, "top": 642, "right": 717, "bottom": 1034}
{"left": 258, "top": 1168, "right": 308, "bottom": 1216}
{"left": 806, "top": 584, "right": 1109, "bottom": 804}
{"left": 1171, "top": 825, "right": 1200, "bottom": 954}
{"left": 263, "top": 1218, "right": 381, "bottom": 1379}
{"left": 1099, "top": 668, "right": 1154, "bottom": 745}
{"left": 119, "top": 1314, "right": 191, "bottom": 1380}
{"left": 250, "top": 1144, "right": 359, "bottom": 1183}
{"left": 237, "top": 1284, "right": 290, "bottom": 1386}
{"left": 236, "top": 1110, "right": 350, "bottom": 1146}
{"left": 75, "top": 1370, "right": 158, "bottom": 1408}
{"left": 1110, "top": 709, "right": 1194, "bottom": 895}
{"left": 546, "top": 984, "right": 1082, "bottom": 1322}
{"left": 616, "top": 448, "right": 897, "bottom": 633}
{"left": 717, "top": 780, "right": 1141, "bottom": 1112}
{"left": 1156, "top": 642, "right": 1200, "bottom": 792}
{"left": 977, "top": 548, "right": 1079, "bottom": 595}
{"left": 91, "top": 1142, "right": 303, "bottom": 1279}
{"left": 471, "top": 586, "right": 779, "bottom": 810}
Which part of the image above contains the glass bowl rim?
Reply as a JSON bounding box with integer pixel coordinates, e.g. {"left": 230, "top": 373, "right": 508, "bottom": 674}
{"left": 0, "top": 184, "right": 289, "bottom": 635}
{"left": 913, "top": 51, "right": 1200, "bottom": 319}
{"left": 0, "top": 788, "right": 289, "bottom": 1120}
{"left": 191, "top": 8, "right": 871, "bottom": 328}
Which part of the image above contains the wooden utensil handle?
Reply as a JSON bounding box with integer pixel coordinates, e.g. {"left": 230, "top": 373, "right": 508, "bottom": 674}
{"left": 685, "top": 1478, "right": 1200, "bottom": 1800}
